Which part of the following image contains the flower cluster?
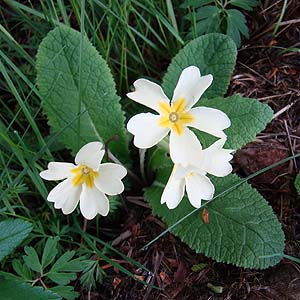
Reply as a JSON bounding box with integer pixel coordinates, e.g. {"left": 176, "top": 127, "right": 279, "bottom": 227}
{"left": 40, "top": 142, "right": 127, "bottom": 219}
{"left": 40, "top": 66, "right": 233, "bottom": 219}
{"left": 127, "top": 66, "right": 234, "bottom": 209}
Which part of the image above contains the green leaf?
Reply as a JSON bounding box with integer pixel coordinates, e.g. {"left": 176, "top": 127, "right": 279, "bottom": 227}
{"left": 42, "top": 237, "right": 59, "bottom": 270}
{"left": 207, "top": 283, "right": 223, "bottom": 294}
{"left": 147, "top": 92, "right": 277, "bottom": 269}
{"left": 195, "top": 94, "right": 273, "bottom": 149}
{"left": 47, "top": 251, "right": 87, "bottom": 285}
{"left": 148, "top": 147, "right": 172, "bottom": 171}
{"left": 23, "top": 246, "right": 42, "bottom": 273}
{"left": 196, "top": 6, "right": 219, "bottom": 21}
{"left": 47, "top": 272, "right": 76, "bottom": 285}
{"left": 0, "top": 219, "right": 32, "bottom": 262}
{"left": 12, "top": 259, "right": 32, "bottom": 280}
{"left": 229, "top": 0, "right": 259, "bottom": 11}
{"left": 295, "top": 173, "right": 300, "bottom": 194}
{"left": 0, "top": 276, "right": 60, "bottom": 300}
{"left": 80, "top": 259, "right": 105, "bottom": 289}
{"left": 36, "top": 25, "right": 129, "bottom": 161}
{"left": 191, "top": 262, "right": 207, "bottom": 272}
{"left": 162, "top": 33, "right": 237, "bottom": 100}
{"left": 145, "top": 168, "right": 285, "bottom": 269}
{"left": 181, "top": 0, "right": 214, "bottom": 8}
{"left": 195, "top": 6, "right": 221, "bottom": 35}
{"left": 50, "top": 251, "right": 75, "bottom": 271}
{"left": 49, "top": 286, "right": 79, "bottom": 300}
{"left": 226, "top": 9, "right": 249, "bottom": 47}
{"left": 50, "top": 251, "right": 86, "bottom": 272}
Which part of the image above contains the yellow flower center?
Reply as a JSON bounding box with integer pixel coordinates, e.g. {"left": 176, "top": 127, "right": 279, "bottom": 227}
{"left": 188, "top": 171, "right": 194, "bottom": 177}
{"left": 70, "top": 164, "right": 99, "bottom": 188}
{"left": 169, "top": 112, "right": 179, "bottom": 123}
{"left": 158, "top": 97, "right": 194, "bottom": 135}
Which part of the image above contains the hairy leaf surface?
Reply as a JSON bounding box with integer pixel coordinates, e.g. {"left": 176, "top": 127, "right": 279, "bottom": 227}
{"left": 145, "top": 166, "right": 285, "bottom": 269}
{"left": 0, "top": 219, "right": 32, "bottom": 262}
{"left": 0, "top": 275, "right": 60, "bottom": 300}
{"left": 162, "top": 33, "right": 237, "bottom": 100}
{"left": 196, "top": 94, "right": 273, "bottom": 149}
{"left": 36, "top": 26, "right": 128, "bottom": 161}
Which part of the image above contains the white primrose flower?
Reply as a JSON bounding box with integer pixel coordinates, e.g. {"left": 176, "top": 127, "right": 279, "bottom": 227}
{"left": 40, "top": 142, "right": 127, "bottom": 220}
{"left": 127, "top": 66, "right": 231, "bottom": 166}
{"left": 161, "top": 138, "right": 233, "bottom": 209}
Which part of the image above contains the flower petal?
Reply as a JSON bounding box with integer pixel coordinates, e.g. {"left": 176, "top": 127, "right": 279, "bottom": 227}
{"left": 202, "top": 138, "right": 233, "bottom": 177}
{"left": 40, "top": 162, "right": 75, "bottom": 181}
{"left": 80, "top": 185, "right": 109, "bottom": 219}
{"left": 172, "top": 66, "right": 213, "bottom": 109}
{"left": 127, "top": 79, "right": 169, "bottom": 113}
{"left": 94, "top": 163, "right": 126, "bottom": 195}
{"left": 189, "top": 107, "right": 231, "bottom": 138}
{"left": 47, "top": 177, "right": 81, "bottom": 214}
{"left": 161, "top": 167, "right": 185, "bottom": 209}
{"left": 169, "top": 128, "right": 203, "bottom": 167}
{"left": 173, "top": 164, "right": 196, "bottom": 180}
{"left": 75, "top": 142, "right": 104, "bottom": 170}
{"left": 185, "top": 174, "right": 214, "bottom": 208}
{"left": 127, "top": 113, "right": 169, "bottom": 149}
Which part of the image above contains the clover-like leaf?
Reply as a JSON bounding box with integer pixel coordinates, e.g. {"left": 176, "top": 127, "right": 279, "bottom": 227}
{"left": 47, "top": 251, "right": 87, "bottom": 285}
{"left": 49, "top": 286, "right": 78, "bottom": 300}
{"left": 23, "top": 247, "right": 42, "bottom": 273}
{"left": 226, "top": 9, "right": 249, "bottom": 47}
{"left": 36, "top": 25, "right": 129, "bottom": 161}
{"left": 230, "top": 0, "right": 259, "bottom": 11}
{"left": 42, "top": 237, "right": 59, "bottom": 269}
{"left": 12, "top": 259, "right": 32, "bottom": 281}
{"left": 195, "top": 6, "right": 221, "bottom": 36}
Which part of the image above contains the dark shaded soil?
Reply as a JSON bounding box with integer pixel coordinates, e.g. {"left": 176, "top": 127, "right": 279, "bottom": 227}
{"left": 91, "top": 1, "right": 300, "bottom": 299}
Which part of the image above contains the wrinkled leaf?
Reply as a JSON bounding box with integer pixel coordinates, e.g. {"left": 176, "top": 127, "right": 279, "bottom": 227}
{"left": 0, "top": 219, "right": 32, "bottom": 262}
{"left": 145, "top": 166, "right": 285, "bottom": 269}
{"left": 195, "top": 94, "right": 273, "bottom": 149}
{"left": 162, "top": 33, "right": 237, "bottom": 100}
{"left": 148, "top": 98, "right": 281, "bottom": 270}
{"left": 0, "top": 275, "right": 60, "bottom": 300}
{"left": 36, "top": 25, "right": 129, "bottom": 161}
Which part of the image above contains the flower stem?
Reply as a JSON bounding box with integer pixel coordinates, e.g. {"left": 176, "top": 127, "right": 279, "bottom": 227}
{"left": 80, "top": 217, "right": 88, "bottom": 245}
{"left": 139, "top": 148, "right": 147, "bottom": 183}
{"left": 108, "top": 150, "right": 144, "bottom": 186}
